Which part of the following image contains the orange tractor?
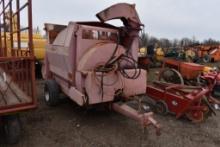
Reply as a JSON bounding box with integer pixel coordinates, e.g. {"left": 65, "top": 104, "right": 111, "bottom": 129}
{"left": 185, "top": 45, "right": 220, "bottom": 63}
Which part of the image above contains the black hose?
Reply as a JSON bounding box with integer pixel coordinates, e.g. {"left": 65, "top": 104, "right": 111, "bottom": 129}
{"left": 104, "top": 34, "right": 120, "bottom": 67}
{"left": 118, "top": 54, "right": 141, "bottom": 79}
{"left": 95, "top": 33, "right": 142, "bottom": 96}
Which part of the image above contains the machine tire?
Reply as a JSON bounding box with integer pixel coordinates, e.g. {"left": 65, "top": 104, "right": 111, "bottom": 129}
{"left": 202, "top": 54, "right": 211, "bottom": 63}
{"left": 3, "top": 114, "right": 21, "bottom": 144}
{"left": 155, "top": 101, "right": 168, "bottom": 115}
{"left": 196, "top": 74, "right": 208, "bottom": 86}
{"left": 35, "top": 60, "right": 42, "bottom": 79}
{"left": 44, "top": 80, "right": 60, "bottom": 106}
{"left": 159, "top": 68, "right": 184, "bottom": 85}
{"left": 186, "top": 110, "right": 204, "bottom": 123}
{"left": 212, "top": 85, "right": 220, "bottom": 99}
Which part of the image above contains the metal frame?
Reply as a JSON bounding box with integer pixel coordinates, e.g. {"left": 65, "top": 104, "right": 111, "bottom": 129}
{"left": 0, "top": 0, "right": 36, "bottom": 115}
{"left": 147, "top": 81, "right": 211, "bottom": 122}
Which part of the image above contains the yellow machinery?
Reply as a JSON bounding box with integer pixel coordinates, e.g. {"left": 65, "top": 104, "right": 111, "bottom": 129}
{"left": 138, "top": 47, "right": 165, "bottom": 61}
{"left": 4, "top": 33, "right": 45, "bottom": 60}
{"left": 3, "top": 11, "right": 46, "bottom": 62}
{"left": 139, "top": 47, "right": 146, "bottom": 56}
{"left": 22, "top": 32, "right": 46, "bottom": 61}
{"left": 33, "top": 34, "right": 46, "bottom": 61}
{"left": 203, "top": 66, "right": 215, "bottom": 73}
{"left": 139, "top": 47, "right": 164, "bottom": 57}
{"left": 2, "top": 11, "right": 46, "bottom": 77}
{"left": 155, "top": 47, "right": 164, "bottom": 56}
{"left": 185, "top": 49, "right": 196, "bottom": 62}
{"left": 155, "top": 47, "right": 165, "bottom": 61}
{"left": 2, "top": 32, "right": 46, "bottom": 78}
{"left": 3, "top": 32, "right": 46, "bottom": 62}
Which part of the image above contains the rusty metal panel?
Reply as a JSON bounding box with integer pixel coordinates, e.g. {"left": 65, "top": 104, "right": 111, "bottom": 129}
{"left": 0, "top": 0, "right": 36, "bottom": 115}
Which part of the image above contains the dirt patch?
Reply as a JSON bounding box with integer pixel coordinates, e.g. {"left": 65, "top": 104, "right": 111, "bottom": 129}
{"left": 1, "top": 66, "right": 220, "bottom": 147}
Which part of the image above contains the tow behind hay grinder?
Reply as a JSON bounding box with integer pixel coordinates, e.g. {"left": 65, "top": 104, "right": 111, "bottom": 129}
{"left": 42, "top": 3, "right": 160, "bottom": 134}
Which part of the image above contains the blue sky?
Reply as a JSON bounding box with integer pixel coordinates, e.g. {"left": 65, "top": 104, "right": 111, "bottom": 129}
{"left": 32, "top": 0, "right": 220, "bottom": 41}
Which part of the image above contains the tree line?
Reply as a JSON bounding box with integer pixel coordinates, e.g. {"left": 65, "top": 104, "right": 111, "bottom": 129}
{"left": 139, "top": 33, "right": 220, "bottom": 49}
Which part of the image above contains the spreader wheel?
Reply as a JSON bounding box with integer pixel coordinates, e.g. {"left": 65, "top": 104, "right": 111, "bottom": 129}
{"left": 201, "top": 97, "right": 216, "bottom": 119}
{"left": 186, "top": 111, "right": 204, "bottom": 123}
{"left": 203, "top": 107, "right": 212, "bottom": 119}
{"left": 158, "top": 68, "right": 184, "bottom": 85}
{"left": 196, "top": 74, "right": 208, "bottom": 86}
{"left": 155, "top": 101, "right": 168, "bottom": 115}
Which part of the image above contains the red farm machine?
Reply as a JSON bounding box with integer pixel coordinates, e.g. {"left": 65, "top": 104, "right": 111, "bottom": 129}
{"left": 42, "top": 3, "right": 160, "bottom": 134}
{"left": 146, "top": 58, "right": 220, "bottom": 122}
{"left": 0, "top": 0, "right": 36, "bottom": 144}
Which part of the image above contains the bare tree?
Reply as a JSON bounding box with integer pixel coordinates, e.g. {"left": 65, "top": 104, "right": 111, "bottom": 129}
{"left": 203, "top": 38, "right": 220, "bottom": 45}
{"left": 148, "top": 36, "right": 159, "bottom": 46}
{"left": 139, "top": 33, "right": 219, "bottom": 50}
{"left": 172, "top": 39, "right": 179, "bottom": 47}
{"left": 160, "top": 38, "right": 171, "bottom": 48}
{"left": 139, "top": 33, "right": 149, "bottom": 48}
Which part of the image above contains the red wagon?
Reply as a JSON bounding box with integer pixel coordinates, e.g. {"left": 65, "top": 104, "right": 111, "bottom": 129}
{"left": 0, "top": 0, "right": 36, "bottom": 144}
{"left": 146, "top": 81, "right": 215, "bottom": 122}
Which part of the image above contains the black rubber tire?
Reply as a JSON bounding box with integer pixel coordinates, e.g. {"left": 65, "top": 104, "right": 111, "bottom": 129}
{"left": 155, "top": 101, "right": 169, "bottom": 115}
{"left": 35, "top": 61, "right": 42, "bottom": 79}
{"left": 196, "top": 74, "right": 208, "bottom": 86}
{"left": 3, "top": 114, "right": 21, "bottom": 144}
{"left": 212, "top": 85, "right": 220, "bottom": 99}
{"left": 202, "top": 54, "right": 211, "bottom": 63}
{"left": 44, "top": 80, "right": 60, "bottom": 106}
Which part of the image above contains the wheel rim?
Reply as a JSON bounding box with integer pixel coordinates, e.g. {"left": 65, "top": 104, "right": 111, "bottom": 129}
{"left": 156, "top": 101, "right": 168, "bottom": 115}
{"left": 159, "top": 68, "right": 184, "bottom": 85}
{"left": 203, "top": 55, "right": 210, "bottom": 63}
{"left": 186, "top": 111, "right": 204, "bottom": 123}
{"left": 44, "top": 87, "right": 50, "bottom": 102}
{"left": 196, "top": 74, "right": 207, "bottom": 86}
{"left": 156, "top": 104, "right": 164, "bottom": 114}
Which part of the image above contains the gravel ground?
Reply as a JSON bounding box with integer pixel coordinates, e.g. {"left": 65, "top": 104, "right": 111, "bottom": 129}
{"left": 0, "top": 66, "right": 220, "bottom": 147}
